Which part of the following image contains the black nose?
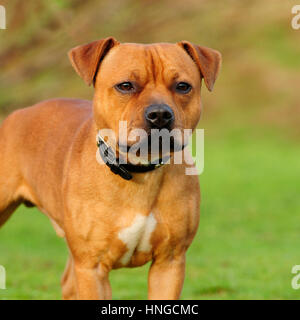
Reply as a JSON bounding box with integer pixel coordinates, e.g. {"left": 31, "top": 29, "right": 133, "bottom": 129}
{"left": 145, "top": 104, "right": 175, "bottom": 130}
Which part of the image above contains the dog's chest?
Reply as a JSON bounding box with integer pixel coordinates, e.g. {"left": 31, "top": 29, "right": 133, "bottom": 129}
{"left": 117, "top": 213, "right": 157, "bottom": 266}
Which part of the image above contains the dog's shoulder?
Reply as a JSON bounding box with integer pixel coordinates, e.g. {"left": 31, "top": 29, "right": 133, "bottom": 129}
{"left": 26, "top": 98, "right": 92, "bottom": 116}
{"left": 6, "top": 98, "right": 92, "bottom": 128}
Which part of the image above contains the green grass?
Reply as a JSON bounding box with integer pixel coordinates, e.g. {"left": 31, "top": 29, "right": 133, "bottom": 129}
{"left": 0, "top": 127, "right": 299, "bottom": 300}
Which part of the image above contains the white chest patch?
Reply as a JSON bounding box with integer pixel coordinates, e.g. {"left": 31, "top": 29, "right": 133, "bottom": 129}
{"left": 118, "top": 213, "right": 157, "bottom": 265}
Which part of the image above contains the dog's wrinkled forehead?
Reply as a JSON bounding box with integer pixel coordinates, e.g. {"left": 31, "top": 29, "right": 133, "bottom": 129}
{"left": 98, "top": 43, "right": 200, "bottom": 85}
{"left": 68, "top": 37, "right": 221, "bottom": 91}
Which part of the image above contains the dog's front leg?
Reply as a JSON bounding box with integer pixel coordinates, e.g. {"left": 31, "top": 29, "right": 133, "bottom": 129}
{"left": 61, "top": 254, "right": 77, "bottom": 300}
{"left": 148, "top": 254, "right": 186, "bottom": 300}
{"left": 73, "top": 262, "right": 111, "bottom": 300}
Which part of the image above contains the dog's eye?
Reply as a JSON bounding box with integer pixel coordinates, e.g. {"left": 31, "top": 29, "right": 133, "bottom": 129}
{"left": 115, "top": 82, "right": 135, "bottom": 93}
{"left": 175, "top": 82, "right": 192, "bottom": 94}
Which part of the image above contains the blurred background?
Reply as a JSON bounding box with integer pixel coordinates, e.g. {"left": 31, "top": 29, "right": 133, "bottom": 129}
{"left": 0, "top": 0, "right": 299, "bottom": 299}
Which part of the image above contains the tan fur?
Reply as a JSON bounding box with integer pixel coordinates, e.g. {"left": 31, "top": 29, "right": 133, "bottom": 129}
{"left": 0, "top": 38, "right": 221, "bottom": 300}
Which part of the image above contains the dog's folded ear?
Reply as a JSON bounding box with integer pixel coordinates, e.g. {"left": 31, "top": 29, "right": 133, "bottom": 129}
{"left": 177, "top": 41, "right": 222, "bottom": 91}
{"left": 68, "top": 37, "right": 119, "bottom": 86}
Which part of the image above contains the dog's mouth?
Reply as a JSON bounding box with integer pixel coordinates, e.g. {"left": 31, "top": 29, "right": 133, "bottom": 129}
{"left": 97, "top": 127, "right": 189, "bottom": 166}
{"left": 118, "top": 131, "right": 187, "bottom": 156}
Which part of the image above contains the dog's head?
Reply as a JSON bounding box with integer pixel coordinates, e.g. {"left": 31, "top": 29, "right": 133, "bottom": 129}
{"left": 69, "top": 37, "right": 221, "bottom": 157}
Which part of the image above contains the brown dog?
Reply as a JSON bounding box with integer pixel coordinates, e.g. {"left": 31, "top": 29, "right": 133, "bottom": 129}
{"left": 0, "top": 37, "right": 221, "bottom": 300}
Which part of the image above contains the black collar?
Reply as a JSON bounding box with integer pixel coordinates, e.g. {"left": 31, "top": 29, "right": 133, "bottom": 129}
{"left": 96, "top": 133, "right": 169, "bottom": 181}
